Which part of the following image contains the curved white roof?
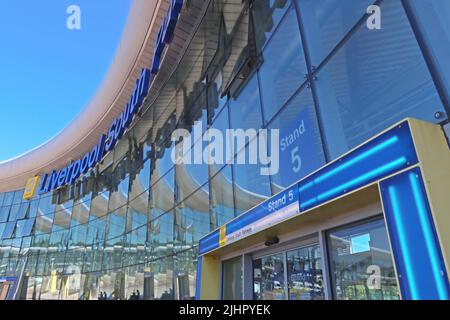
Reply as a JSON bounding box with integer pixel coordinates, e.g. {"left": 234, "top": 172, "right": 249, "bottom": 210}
{"left": 0, "top": 0, "right": 168, "bottom": 192}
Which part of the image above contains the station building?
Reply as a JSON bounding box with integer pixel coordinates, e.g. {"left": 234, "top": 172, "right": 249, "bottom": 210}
{"left": 0, "top": 0, "right": 450, "bottom": 300}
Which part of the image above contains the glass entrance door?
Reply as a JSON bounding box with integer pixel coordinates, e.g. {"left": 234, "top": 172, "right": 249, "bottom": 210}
{"left": 287, "top": 244, "right": 324, "bottom": 300}
{"left": 253, "top": 243, "right": 324, "bottom": 300}
{"left": 253, "top": 253, "right": 286, "bottom": 300}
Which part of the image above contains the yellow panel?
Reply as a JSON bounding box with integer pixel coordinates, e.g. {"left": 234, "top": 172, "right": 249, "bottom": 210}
{"left": 408, "top": 119, "right": 450, "bottom": 276}
{"left": 23, "top": 176, "right": 40, "bottom": 200}
{"left": 219, "top": 225, "right": 227, "bottom": 247}
{"left": 200, "top": 255, "right": 220, "bottom": 300}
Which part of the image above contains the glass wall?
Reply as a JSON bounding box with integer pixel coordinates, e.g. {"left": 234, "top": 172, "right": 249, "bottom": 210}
{"left": 1, "top": 0, "right": 449, "bottom": 300}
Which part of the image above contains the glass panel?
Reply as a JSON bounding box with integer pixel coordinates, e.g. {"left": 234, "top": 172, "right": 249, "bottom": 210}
{"left": 327, "top": 219, "right": 400, "bottom": 300}
{"left": 253, "top": 253, "right": 286, "bottom": 300}
{"left": 16, "top": 220, "right": 25, "bottom": 238}
{"left": 286, "top": 244, "right": 324, "bottom": 300}
{"left": 150, "top": 169, "right": 174, "bottom": 218}
{"left": 123, "top": 225, "right": 146, "bottom": 268}
{"left": 35, "top": 214, "right": 53, "bottom": 234}
{"left": 13, "top": 190, "right": 24, "bottom": 204}
{"left": 23, "top": 218, "right": 36, "bottom": 237}
{"left": 2, "top": 221, "right": 16, "bottom": 239}
{"left": 252, "top": 0, "right": 292, "bottom": 50}
{"left": 38, "top": 195, "right": 56, "bottom": 216}
{"left": 174, "top": 186, "right": 210, "bottom": 249}
{"left": 146, "top": 256, "right": 174, "bottom": 300}
{"left": 176, "top": 138, "right": 209, "bottom": 204}
{"left": 210, "top": 103, "right": 231, "bottom": 167}
{"left": 315, "top": 0, "right": 447, "bottom": 160}
{"left": 155, "top": 143, "right": 175, "bottom": 179}
{"left": 128, "top": 158, "right": 150, "bottom": 205}
{"left": 409, "top": 0, "right": 450, "bottom": 98}
{"left": 105, "top": 211, "right": 126, "bottom": 242}
{"left": 268, "top": 88, "right": 325, "bottom": 192}
{"left": 8, "top": 204, "right": 20, "bottom": 222}
{"left": 258, "top": 6, "right": 308, "bottom": 122}
{"left": 222, "top": 256, "right": 243, "bottom": 300}
{"left": 174, "top": 248, "right": 197, "bottom": 300}
{"left": 28, "top": 200, "right": 39, "bottom": 219}
{"left": 124, "top": 266, "right": 145, "bottom": 300}
{"left": 71, "top": 195, "right": 91, "bottom": 226}
{"left": 229, "top": 75, "right": 263, "bottom": 135}
{"left": 0, "top": 223, "right": 6, "bottom": 241}
{"left": 0, "top": 206, "right": 10, "bottom": 223}
{"left": 16, "top": 202, "right": 30, "bottom": 220}
{"left": 298, "top": 0, "right": 375, "bottom": 66}
{"left": 108, "top": 175, "right": 129, "bottom": 213}
{"left": 233, "top": 144, "right": 272, "bottom": 215}
{"left": 209, "top": 165, "right": 235, "bottom": 228}
{"left": 54, "top": 204, "right": 72, "bottom": 230}
{"left": 148, "top": 212, "right": 174, "bottom": 260}
{"left": 84, "top": 216, "right": 106, "bottom": 273}
{"left": 2, "top": 192, "right": 14, "bottom": 207}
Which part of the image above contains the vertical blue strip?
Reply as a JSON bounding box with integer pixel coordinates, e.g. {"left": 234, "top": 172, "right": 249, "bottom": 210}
{"left": 409, "top": 173, "right": 449, "bottom": 299}
{"left": 381, "top": 168, "right": 450, "bottom": 300}
{"left": 195, "top": 256, "right": 202, "bottom": 300}
{"left": 387, "top": 186, "right": 419, "bottom": 299}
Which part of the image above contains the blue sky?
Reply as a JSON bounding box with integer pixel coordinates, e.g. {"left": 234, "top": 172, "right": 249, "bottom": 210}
{"left": 0, "top": 0, "right": 132, "bottom": 161}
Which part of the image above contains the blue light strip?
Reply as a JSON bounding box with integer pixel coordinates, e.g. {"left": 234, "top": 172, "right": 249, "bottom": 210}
{"left": 299, "top": 136, "right": 399, "bottom": 193}
{"left": 387, "top": 186, "right": 419, "bottom": 300}
{"left": 409, "top": 173, "right": 449, "bottom": 300}
{"left": 300, "top": 156, "right": 407, "bottom": 210}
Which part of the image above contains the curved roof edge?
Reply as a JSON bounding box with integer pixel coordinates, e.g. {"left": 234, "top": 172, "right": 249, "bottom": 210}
{"left": 0, "top": 0, "right": 167, "bottom": 192}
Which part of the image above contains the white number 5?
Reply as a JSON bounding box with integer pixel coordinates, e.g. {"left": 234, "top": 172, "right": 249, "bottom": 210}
{"left": 291, "top": 147, "right": 301, "bottom": 173}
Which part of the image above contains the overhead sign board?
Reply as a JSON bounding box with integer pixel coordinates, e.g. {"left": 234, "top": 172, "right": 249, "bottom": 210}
{"left": 200, "top": 184, "right": 299, "bottom": 254}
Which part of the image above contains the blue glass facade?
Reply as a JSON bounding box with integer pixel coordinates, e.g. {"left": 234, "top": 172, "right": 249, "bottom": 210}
{"left": 0, "top": 0, "right": 449, "bottom": 300}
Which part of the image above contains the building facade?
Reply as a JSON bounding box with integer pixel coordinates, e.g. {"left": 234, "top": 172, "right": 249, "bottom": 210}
{"left": 1, "top": 0, "right": 450, "bottom": 300}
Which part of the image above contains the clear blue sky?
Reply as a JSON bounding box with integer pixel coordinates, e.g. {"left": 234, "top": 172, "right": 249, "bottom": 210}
{"left": 0, "top": 0, "right": 132, "bottom": 161}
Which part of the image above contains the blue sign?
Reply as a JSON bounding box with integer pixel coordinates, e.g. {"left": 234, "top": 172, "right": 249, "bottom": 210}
{"left": 38, "top": 0, "right": 184, "bottom": 195}
{"left": 199, "top": 184, "right": 299, "bottom": 255}
{"left": 151, "top": 0, "right": 184, "bottom": 74}
{"left": 277, "top": 107, "right": 325, "bottom": 187}
{"left": 298, "top": 122, "right": 418, "bottom": 211}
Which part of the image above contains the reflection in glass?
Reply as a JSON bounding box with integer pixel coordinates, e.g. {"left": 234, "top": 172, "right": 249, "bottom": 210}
{"left": 229, "top": 75, "right": 263, "bottom": 134}
{"left": 233, "top": 145, "right": 272, "bottom": 215}
{"left": 222, "top": 256, "right": 243, "bottom": 300}
{"left": 327, "top": 219, "right": 400, "bottom": 300}
{"left": 209, "top": 165, "right": 235, "bottom": 228}
{"left": 287, "top": 244, "right": 324, "bottom": 300}
{"left": 253, "top": 253, "right": 286, "bottom": 300}
{"left": 258, "top": 7, "right": 307, "bottom": 123}
{"left": 298, "top": 0, "right": 375, "bottom": 66}
{"left": 314, "top": 0, "right": 446, "bottom": 160}
{"left": 253, "top": 0, "right": 292, "bottom": 50}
